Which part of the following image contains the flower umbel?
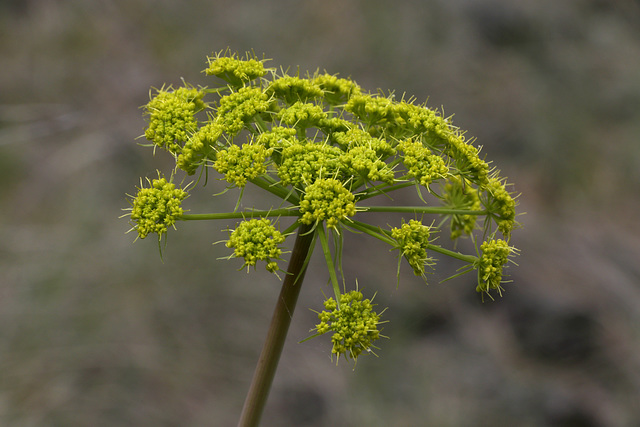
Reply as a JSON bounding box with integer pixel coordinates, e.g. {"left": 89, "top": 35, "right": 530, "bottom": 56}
{"left": 391, "top": 219, "right": 435, "bottom": 279}
{"left": 315, "top": 290, "right": 384, "bottom": 362}
{"left": 299, "top": 178, "right": 356, "bottom": 229}
{"left": 126, "top": 49, "right": 522, "bottom": 376}
{"left": 474, "top": 238, "right": 517, "bottom": 297}
{"left": 128, "top": 174, "right": 188, "bottom": 241}
{"left": 226, "top": 218, "right": 286, "bottom": 273}
{"left": 143, "top": 85, "right": 206, "bottom": 155}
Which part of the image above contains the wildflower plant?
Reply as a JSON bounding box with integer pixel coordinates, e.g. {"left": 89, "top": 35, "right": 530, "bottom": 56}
{"left": 123, "top": 49, "right": 520, "bottom": 426}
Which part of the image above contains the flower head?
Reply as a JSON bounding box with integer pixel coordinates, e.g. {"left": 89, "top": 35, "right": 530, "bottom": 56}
{"left": 143, "top": 85, "right": 206, "bottom": 155}
{"left": 391, "top": 219, "right": 435, "bottom": 278}
{"left": 312, "top": 73, "right": 361, "bottom": 105}
{"left": 397, "top": 139, "right": 449, "bottom": 187}
{"left": 481, "top": 176, "right": 517, "bottom": 239}
{"left": 205, "top": 50, "right": 267, "bottom": 87}
{"left": 226, "top": 218, "right": 287, "bottom": 273}
{"left": 266, "top": 76, "right": 324, "bottom": 105}
{"left": 276, "top": 142, "right": 343, "bottom": 188}
{"left": 474, "top": 238, "right": 517, "bottom": 296}
{"left": 214, "top": 142, "right": 273, "bottom": 187}
{"left": 177, "top": 121, "right": 223, "bottom": 175}
{"left": 299, "top": 178, "right": 356, "bottom": 228}
{"left": 315, "top": 290, "right": 384, "bottom": 362}
{"left": 128, "top": 174, "right": 188, "bottom": 241}
{"left": 216, "top": 86, "right": 269, "bottom": 135}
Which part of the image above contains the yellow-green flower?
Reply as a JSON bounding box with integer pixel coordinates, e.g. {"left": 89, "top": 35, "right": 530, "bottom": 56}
{"left": 299, "top": 178, "right": 356, "bottom": 228}
{"left": 128, "top": 175, "right": 188, "bottom": 241}
{"left": 143, "top": 86, "right": 206, "bottom": 155}
{"left": 315, "top": 291, "right": 383, "bottom": 361}
{"left": 226, "top": 218, "right": 286, "bottom": 273}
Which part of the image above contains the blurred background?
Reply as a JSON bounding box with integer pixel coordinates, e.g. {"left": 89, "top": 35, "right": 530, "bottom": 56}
{"left": 2, "top": 0, "right": 640, "bottom": 425}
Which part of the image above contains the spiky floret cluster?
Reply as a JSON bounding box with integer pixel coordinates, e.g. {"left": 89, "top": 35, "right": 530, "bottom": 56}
{"left": 226, "top": 218, "right": 286, "bottom": 273}
{"left": 474, "top": 238, "right": 517, "bottom": 296}
{"left": 391, "top": 219, "right": 434, "bottom": 278}
{"left": 205, "top": 50, "right": 267, "bottom": 87}
{"left": 143, "top": 85, "right": 206, "bottom": 155}
{"left": 127, "top": 49, "right": 522, "bottom": 363}
{"left": 214, "top": 142, "right": 273, "bottom": 188}
{"left": 398, "top": 139, "right": 449, "bottom": 187}
{"left": 299, "top": 178, "right": 356, "bottom": 228}
{"left": 128, "top": 175, "right": 188, "bottom": 241}
{"left": 315, "top": 291, "right": 383, "bottom": 362}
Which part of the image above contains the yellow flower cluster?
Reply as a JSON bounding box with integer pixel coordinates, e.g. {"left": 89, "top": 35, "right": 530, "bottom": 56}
{"left": 129, "top": 176, "right": 187, "bottom": 240}
{"left": 315, "top": 291, "right": 382, "bottom": 361}
{"left": 226, "top": 218, "right": 286, "bottom": 273}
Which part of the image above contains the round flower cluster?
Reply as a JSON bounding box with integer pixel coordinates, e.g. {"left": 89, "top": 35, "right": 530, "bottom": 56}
{"left": 216, "top": 86, "right": 269, "bottom": 136}
{"left": 214, "top": 143, "right": 273, "bottom": 188}
{"left": 315, "top": 291, "right": 383, "bottom": 361}
{"left": 226, "top": 218, "right": 286, "bottom": 273}
{"left": 391, "top": 219, "right": 434, "bottom": 278}
{"left": 299, "top": 178, "right": 356, "bottom": 228}
{"left": 482, "top": 177, "right": 517, "bottom": 238}
{"left": 129, "top": 176, "right": 188, "bottom": 240}
{"left": 474, "top": 239, "right": 514, "bottom": 296}
{"left": 144, "top": 86, "right": 206, "bottom": 155}
{"left": 205, "top": 51, "right": 266, "bottom": 87}
{"left": 398, "top": 139, "right": 449, "bottom": 187}
{"left": 276, "top": 142, "right": 343, "bottom": 187}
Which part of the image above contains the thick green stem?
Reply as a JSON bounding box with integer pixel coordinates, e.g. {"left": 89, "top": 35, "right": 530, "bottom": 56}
{"left": 237, "top": 222, "right": 316, "bottom": 427}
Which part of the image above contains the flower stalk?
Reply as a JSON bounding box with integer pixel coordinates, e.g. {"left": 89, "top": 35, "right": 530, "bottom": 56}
{"left": 237, "top": 223, "right": 315, "bottom": 427}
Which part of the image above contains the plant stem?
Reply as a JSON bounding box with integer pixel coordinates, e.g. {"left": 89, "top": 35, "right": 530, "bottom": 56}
{"left": 237, "top": 222, "right": 316, "bottom": 427}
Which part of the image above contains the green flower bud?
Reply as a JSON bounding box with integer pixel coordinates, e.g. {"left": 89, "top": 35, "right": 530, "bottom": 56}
{"left": 397, "top": 139, "right": 449, "bottom": 187}
{"left": 217, "top": 86, "right": 269, "bottom": 135}
{"left": 443, "top": 176, "right": 482, "bottom": 239}
{"left": 446, "top": 135, "right": 490, "bottom": 186}
{"left": 481, "top": 176, "right": 517, "bottom": 238}
{"left": 341, "top": 145, "right": 395, "bottom": 184}
{"left": 312, "top": 73, "right": 361, "bottom": 105}
{"left": 177, "top": 121, "right": 223, "bottom": 175}
{"left": 277, "top": 142, "right": 343, "bottom": 188}
{"left": 267, "top": 76, "right": 324, "bottom": 105}
{"left": 277, "top": 101, "right": 328, "bottom": 129}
